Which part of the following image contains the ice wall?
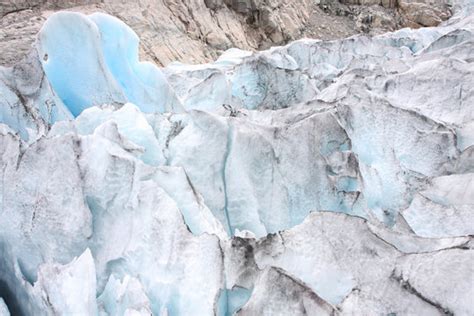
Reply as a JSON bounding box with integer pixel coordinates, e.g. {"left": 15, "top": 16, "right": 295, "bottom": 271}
{"left": 36, "top": 12, "right": 181, "bottom": 117}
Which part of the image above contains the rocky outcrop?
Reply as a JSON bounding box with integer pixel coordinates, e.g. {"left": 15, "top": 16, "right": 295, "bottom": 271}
{"left": 398, "top": 0, "right": 452, "bottom": 27}
{"left": 0, "top": 0, "right": 453, "bottom": 67}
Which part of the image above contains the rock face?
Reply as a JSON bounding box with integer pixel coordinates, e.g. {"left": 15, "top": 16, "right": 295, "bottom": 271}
{"left": 0, "top": 0, "right": 454, "bottom": 67}
{"left": 0, "top": 1, "right": 473, "bottom": 315}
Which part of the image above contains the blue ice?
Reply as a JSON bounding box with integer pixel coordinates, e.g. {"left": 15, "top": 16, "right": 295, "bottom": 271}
{"left": 36, "top": 12, "right": 180, "bottom": 117}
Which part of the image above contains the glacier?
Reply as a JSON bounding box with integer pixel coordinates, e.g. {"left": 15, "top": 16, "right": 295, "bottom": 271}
{"left": 0, "top": 2, "right": 473, "bottom": 316}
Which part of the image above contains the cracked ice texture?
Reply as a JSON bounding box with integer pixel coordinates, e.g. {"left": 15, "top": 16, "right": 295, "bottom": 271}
{"left": 0, "top": 3, "right": 473, "bottom": 316}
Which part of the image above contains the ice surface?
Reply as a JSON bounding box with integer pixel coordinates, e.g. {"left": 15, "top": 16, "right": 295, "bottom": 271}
{"left": 238, "top": 267, "right": 336, "bottom": 316}
{"left": 98, "top": 275, "right": 152, "bottom": 315}
{"left": 36, "top": 12, "right": 126, "bottom": 116}
{"left": 36, "top": 12, "right": 181, "bottom": 117}
{"left": 402, "top": 173, "right": 474, "bottom": 237}
{"left": 33, "top": 249, "right": 97, "bottom": 315}
{"left": 0, "top": 52, "right": 72, "bottom": 141}
{"left": 217, "top": 287, "right": 252, "bottom": 316}
{"left": 89, "top": 13, "right": 182, "bottom": 113}
{"left": 393, "top": 249, "right": 474, "bottom": 315}
{"left": 0, "top": 3, "right": 473, "bottom": 315}
{"left": 0, "top": 298, "right": 9, "bottom": 316}
{"left": 0, "top": 131, "right": 93, "bottom": 283}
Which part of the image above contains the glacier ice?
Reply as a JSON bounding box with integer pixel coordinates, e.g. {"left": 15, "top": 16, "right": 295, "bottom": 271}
{"left": 0, "top": 52, "right": 72, "bottom": 141}
{"left": 36, "top": 12, "right": 127, "bottom": 116}
{"left": 0, "top": 2, "right": 473, "bottom": 316}
{"left": 36, "top": 12, "right": 181, "bottom": 117}
{"left": 237, "top": 267, "right": 336, "bottom": 316}
{"left": 0, "top": 298, "right": 9, "bottom": 316}
{"left": 402, "top": 173, "right": 474, "bottom": 237}
{"left": 393, "top": 249, "right": 474, "bottom": 315}
{"left": 98, "top": 274, "right": 152, "bottom": 315}
{"left": 33, "top": 249, "right": 97, "bottom": 315}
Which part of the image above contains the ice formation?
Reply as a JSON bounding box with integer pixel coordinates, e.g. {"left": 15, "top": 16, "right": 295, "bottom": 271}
{"left": 0, "top": 3, "right": 473, "bottom": 316}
